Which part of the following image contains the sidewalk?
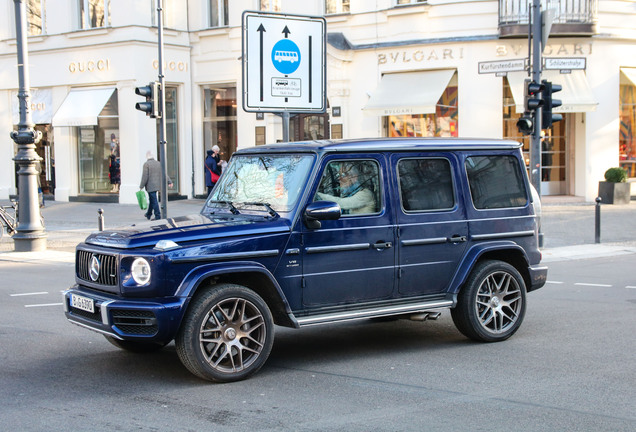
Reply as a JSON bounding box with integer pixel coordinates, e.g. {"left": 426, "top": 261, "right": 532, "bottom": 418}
{"left": 1, "top": 197, "right": 635, "bottom": 262}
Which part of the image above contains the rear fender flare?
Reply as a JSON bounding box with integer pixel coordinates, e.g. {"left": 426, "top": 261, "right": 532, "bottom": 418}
{"left": 447, "top": 241, "right": 530, "bottom": 295}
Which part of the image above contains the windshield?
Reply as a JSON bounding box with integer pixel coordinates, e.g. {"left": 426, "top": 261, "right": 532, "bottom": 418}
{"left": 206, "top": 154, "right": 315, "bottom": 213}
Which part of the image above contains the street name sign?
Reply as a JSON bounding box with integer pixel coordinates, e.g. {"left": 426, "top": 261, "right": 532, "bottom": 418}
{"left": 544, "top": 57, "right": 586, "bottom": 71}
{"left": 478, "top": 59, "right": 527, "bottom": 75}
{"left": 242, "top": 11, "right": 326, "bottom": 113}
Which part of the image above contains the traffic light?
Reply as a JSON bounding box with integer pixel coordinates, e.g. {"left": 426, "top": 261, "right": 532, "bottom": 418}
{"left": 135, "top": 81, "right": 161, "bottom": 118}
{"left": 516, "top": 113, "right": 534, "bottom": 136}
{"left": 523, "top": 79, "right": 544, "bottom": 112}
{"left": 516, "top": 79, "right": 545, "bottom": 136}
{"left": 541, "top": 80, "right": 562, "bottom": 129}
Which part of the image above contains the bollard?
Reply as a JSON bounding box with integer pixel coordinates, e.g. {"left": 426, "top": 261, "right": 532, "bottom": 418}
{"left": 98, "top": 208, "right": 104, "bottom": 231}
{"left": 595, "top": 197, "right": 601, "bottom": 244}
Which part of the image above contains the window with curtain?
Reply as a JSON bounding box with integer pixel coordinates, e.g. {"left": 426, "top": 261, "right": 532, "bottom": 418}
{"left": 325, "top": 0, "right": 350, "bottom": 14}
{"left": 260, "top": 0, "right": 281, "bottom": 12}
{"left": 79, "top": 0, "right": 110, "bottom": 29}
{"left": 209, "top": 0, "right": 229, "bottom": 27}
{"left": 395, "top": 0, "right": 427, "bottom": 5}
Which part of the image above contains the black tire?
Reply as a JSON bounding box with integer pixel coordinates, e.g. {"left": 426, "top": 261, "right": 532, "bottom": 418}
{"left": 451, "top": 260, "right": 527, "bottom": 342}
{"left": 175, "top": 283, "right": 274, "bottom": 383}
{"left": 104, "top": 336, "right": 166, "bottom": 353}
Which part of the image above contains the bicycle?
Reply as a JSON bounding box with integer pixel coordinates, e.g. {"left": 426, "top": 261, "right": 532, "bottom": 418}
{"left": 0, "top": 200, "right": 45, "bottom": 240}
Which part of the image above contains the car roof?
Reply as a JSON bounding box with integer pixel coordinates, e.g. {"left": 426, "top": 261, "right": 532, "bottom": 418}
{"left": 236, "top": 137, "right": 522, "bottom": 156}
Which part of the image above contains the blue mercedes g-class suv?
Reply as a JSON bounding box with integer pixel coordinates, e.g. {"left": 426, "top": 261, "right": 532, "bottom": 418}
{"left": 64, "top": 138, "right": 547, "bottom": 382}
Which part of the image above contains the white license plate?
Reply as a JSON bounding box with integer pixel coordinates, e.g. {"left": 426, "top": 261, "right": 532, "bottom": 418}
{"left": 71, "top": 294, "right": 94, "bottom": 313}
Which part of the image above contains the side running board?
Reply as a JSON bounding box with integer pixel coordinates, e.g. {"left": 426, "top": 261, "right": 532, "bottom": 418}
{"left": 295, "top": 299, "right": 454, "bottom": 327}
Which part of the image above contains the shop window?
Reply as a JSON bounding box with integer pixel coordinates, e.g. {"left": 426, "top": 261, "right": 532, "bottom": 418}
{"left": 27, "top": 0, "right": 45, "bottom": 35}
{"left": 331, "top": 124, "right": 343, "bottom": 139}
{"left": 157, "top": 86, "right": 180, "bottom": 193}
{"left": 203, "top": 85, "right": 237, "bottom": 178}
{"left": 79, "top": 0, "right": 110, "bottom": 29}
{"left": 255, "top": 126, "right": 266, "bottom": 146}
{"left": 620, "top": 76, "right": 636, "bottom": 177}
{"left": 290, "top": 113, "right": 330, "bottom": 141}
{"left": 325, "top": 0, "right": 350, "bottom": 14}
{"left": 209, "top": 0, "right": 229, "bottom": 27}
{"left": 78, "top": 91, "right": 119, "bottom": 194}
{"left": 260, "top": 0, "right": 281, "bottom": 12}
{"left": 386, "top": 75, "right": 458, "bottom": 138}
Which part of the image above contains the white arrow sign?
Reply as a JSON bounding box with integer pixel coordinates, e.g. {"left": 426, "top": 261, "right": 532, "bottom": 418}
{"left": 242, "top": 11, "right": 326, "bottom": 113}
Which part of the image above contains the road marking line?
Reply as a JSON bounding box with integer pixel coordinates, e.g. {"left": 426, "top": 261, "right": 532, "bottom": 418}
{"left": 10, "top": 292, "right": 49, "bottom": 297}
{"left": 546, "top": 281, "right": 564, "bottom": 284}
{"left": 25, "top": 303, "right": 63, "bottom": 308}
{"left": 626, "top": 286, "right": 636, "bottom": 289}
{"left": 574, "top": 283, "right": 612, "bottom": 288}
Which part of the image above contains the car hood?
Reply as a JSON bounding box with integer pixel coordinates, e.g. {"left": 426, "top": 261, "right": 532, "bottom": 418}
{"left": 84, "top": 213, "right": 291, "bottom": 249}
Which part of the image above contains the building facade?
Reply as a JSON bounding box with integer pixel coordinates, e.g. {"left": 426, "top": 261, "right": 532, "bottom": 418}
{"left": 1, "top": 0, "right": 635, "bottom": 204}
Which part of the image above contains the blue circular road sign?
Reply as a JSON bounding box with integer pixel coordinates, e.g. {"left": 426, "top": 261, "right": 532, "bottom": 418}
{"left": 271, "top": 39, "right": 301, "bottom": 75}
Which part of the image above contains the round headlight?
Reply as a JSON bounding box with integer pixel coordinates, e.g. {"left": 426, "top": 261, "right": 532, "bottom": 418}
{"left": 131, "top": 258, "right": 151, "bottom": 285}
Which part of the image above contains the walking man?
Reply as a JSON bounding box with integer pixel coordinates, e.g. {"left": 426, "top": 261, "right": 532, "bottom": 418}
{"left": 140, "top": 151, "right": 171, "bottom": 220}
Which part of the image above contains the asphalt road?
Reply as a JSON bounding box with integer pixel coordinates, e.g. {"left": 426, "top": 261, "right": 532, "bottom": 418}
{"left": 0, "top": 254, "right": 634, "bottom": 431}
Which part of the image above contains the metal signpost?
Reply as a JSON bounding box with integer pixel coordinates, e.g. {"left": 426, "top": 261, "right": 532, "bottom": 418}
{"left": 242, "top": 11, "right": 326, "bottom": 140}
{"left": 10, "top": 0, "right": 47, "bottom": 251}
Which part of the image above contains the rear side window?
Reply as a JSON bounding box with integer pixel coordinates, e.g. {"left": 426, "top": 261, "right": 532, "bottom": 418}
{"left": 398, "top": 158, "right": 455, "bottom": 212}
{"left": 466, "top": 155, "right": 528, "bottom": 209}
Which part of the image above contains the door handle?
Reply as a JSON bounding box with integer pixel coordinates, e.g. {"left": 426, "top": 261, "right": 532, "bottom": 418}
{"left": 448, "top": 235, "right": 467, "bottom": 243}
{"left": 373, "top": 241, "right": 393, "bottom": 250}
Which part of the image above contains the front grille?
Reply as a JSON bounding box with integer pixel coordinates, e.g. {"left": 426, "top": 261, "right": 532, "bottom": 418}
{"left": 112, "top": 309, "right": 158, "bottom": 336}
{"left": 77, "top": 250, "right": 118, "bottom": 286}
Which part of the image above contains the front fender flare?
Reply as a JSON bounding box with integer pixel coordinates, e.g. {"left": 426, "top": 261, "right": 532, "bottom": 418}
{"left": 173, "top": 260, "right": 298, "bottom": 327}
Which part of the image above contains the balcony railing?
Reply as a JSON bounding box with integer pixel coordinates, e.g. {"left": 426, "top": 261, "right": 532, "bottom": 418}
{"left": 499, "top": 0, "right": 598, "bottom": 37}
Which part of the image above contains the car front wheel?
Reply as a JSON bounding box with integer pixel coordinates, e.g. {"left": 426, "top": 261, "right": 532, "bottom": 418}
{"left": 451, "top": 260, "right": 527, "bottom": 342}
{"left": 175, "top": 283, "right": 274, "bottom": 382}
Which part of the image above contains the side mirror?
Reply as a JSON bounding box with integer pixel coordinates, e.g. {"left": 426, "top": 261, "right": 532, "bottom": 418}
{"left": 304, "top": 201, "right": 341, "bottom": 229}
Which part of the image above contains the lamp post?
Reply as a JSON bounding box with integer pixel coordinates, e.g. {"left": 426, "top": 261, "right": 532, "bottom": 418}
{"left": 10, "top": 0, "right": 47, "bottom": 252}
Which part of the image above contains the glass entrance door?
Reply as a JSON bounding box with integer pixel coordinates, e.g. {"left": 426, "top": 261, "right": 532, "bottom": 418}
{"left": 540, "top": 116, "right": 567, "bottom": 195}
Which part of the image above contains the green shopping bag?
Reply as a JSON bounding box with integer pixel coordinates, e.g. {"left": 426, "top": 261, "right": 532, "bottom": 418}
{"left": 136, "top": 190, "right": 148, "bottom": 210}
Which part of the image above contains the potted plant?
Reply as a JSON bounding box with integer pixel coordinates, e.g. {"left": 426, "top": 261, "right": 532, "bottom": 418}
{"left": 598, "top": 167, "right": 630, "bottom": 204}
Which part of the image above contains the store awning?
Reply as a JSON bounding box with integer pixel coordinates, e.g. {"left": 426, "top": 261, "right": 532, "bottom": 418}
{"left": 52, "top": 88, "right": 115, "bottom": 127}
{"left": 508, "top": 70, "right": 597, "bottom": 114}
{"left": 620, "top": 67, "right": 636, "bottom": 86}
{"left": 363, "top": 69, "right": 455, "bottom": 116}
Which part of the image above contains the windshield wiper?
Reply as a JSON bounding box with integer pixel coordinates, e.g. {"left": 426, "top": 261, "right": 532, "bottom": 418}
{"left": 243, "top": 202, "right": 279, "bottom": 218}
{"left": 206, "top": 200, "right": 240, "bottom": 215}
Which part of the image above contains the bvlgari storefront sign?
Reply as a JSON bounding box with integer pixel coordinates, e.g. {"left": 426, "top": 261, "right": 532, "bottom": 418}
{"left": 11, "top": 88, "right": 52, "bottom": 125}
{"left": 378, "top": 47, "right": 464, "bottom": 65}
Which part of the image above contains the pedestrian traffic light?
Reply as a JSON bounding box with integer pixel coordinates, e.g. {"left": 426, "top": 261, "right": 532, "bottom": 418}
{"left": 541, "top": 80, "right": 563, "bottom": 129}
{"left": 135, "top": 81, "right": 161, "bottom": 118}
{"left": 516, "top": 112, "right": 534, "bottom": 136}
{"left": 524, "top": 79, "right": 544, "bottom": 112}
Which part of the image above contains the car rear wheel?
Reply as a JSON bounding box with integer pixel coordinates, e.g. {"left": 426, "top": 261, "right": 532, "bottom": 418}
{"left": 451, "top": 260, "right": 527, "bottom": 342}
{"left": 104, "top": 336, "right": 166, "bottom": 353}
{"left": 175, "top": 283, "right": 274, "bottom": 383}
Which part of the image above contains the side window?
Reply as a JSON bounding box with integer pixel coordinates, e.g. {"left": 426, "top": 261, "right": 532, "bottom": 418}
{"left": 314, "top": 160, "right": 381, "bottom": 216}
{"left": 398, "top": 158, "right": 455, "bottom": 212}
{"left": 466, "top": 155, "right": 528, "bottom": 209}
